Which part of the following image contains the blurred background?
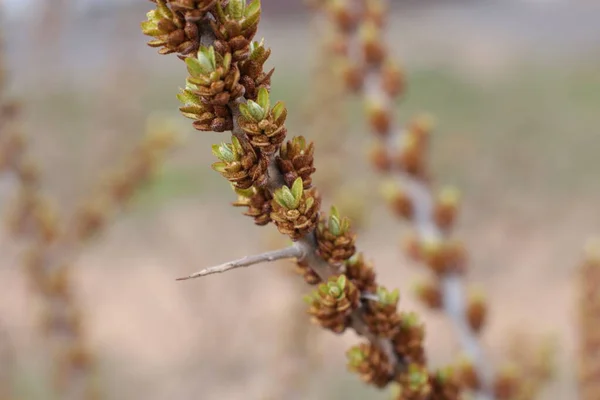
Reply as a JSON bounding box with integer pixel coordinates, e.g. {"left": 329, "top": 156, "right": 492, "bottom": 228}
{"left": 1, "top": 0, "right": 600, "bottom": 399}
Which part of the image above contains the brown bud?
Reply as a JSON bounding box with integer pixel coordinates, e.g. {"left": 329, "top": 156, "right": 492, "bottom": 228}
{"left": 407, "top": 113, "right": 435, "bottom": 145}
{"left": 466, "top": 287, "right": 487, "bottom": 333}
{"left": 331, "top": 4, "right": 358, "bottom": 32}
{"left": 363, "top": 40, "right": 386, "bottom": 66}
{"left": 397, "top": 134, "right": 425, "bottom": 177}
{"left": 413, "top": 279, "right": 442, "bottom": 309}
{"left": 493, "top": 365, "right": 521, "bottom": 399}
{"left": 433, "top": 187, "right": 461, "bottom": 231}
{"left": 66, "top": 342, "right": 94, "bottom": 370}
{"left": 366, "top": 101, "right": 391, "bottom": 136}
{"left": 368, "top": 142, "right": 391, "bottom": 172}
{"left": 381, "top": 61, "right": 405, "bottom": 98}
{"left": 401, "top": 232, "right": 422, "bottom": 263}
{"left": 295, "top": 260, "right": 321, "bottom": 285}
{"left": 342, "top": 63, "right": 364, "bottom": 93}
{"left": 421, "top": 239, "right": 446, "bottom": 274}
{"left": 346, "top": 343, "right": 393, "bottom": 388}
{"left": 456, "top": 357, "right": 480, "bottom": 390}
{"left": 390, "top": 189, "right": 413, "bottom": 220}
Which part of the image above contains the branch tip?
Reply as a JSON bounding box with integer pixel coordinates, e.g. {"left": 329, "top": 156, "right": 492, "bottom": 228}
{"left": 176, "top": 245, "right": 304, "bottom": 281}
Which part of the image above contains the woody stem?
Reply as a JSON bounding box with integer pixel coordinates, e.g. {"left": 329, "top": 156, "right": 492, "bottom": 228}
{"left": 176, "top": 245, "right": 304, "bottom": 280}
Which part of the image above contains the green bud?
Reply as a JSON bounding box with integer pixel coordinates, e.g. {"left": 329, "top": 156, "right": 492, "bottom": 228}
{"left": 346, "top": 346, "right": 366, "bottom": 365}
{"left": 376, "top": 286, "right": 400, "bottom": 305}
{"left": 291, "top": 135, "right": 306, "bottom": 150}
{"left": 318, "top": 283, "right": 329, "bottom": 296}
{"left": 249, "top": 39, "right": 268, "bottom": 62}
{"left": 187, "top": 46, "right": 217, "bottom": 76}
{"left": 401, "top": 312, "right": 420, "bottom": 328}
{"left": 327, "top": 206, "right": 351, "bottom": 236}
{"left": 273, "top": 182, "right": 301, "bottom": 210}
{"left": 226, "top": 0, "right": 245, "bottom": 19}
{"left": 141, "top": 19, "right": 161, "bottom": 36}
{"left": 408, "top": 367, "right": 428, "bottom": 388}
{"left": 329, "top": 215, "right": 341, "bottom": 236}
{"left": 303, "top": 293, "right": 316, "bottom": 305}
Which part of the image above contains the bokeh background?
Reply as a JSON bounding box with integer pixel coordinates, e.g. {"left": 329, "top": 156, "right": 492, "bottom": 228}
{"left": 1, "top": 0, "right": 600, "bottom": 399}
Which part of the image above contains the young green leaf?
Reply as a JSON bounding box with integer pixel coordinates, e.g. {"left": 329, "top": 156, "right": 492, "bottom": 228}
{"left": 272, "top": 101, "right": 287, "bottom": 123}
{"left": 256, "top": 87, "right": 270, "bottom": 112}
{"left": 280, "top": 186, "right": 298, "bottom": 209}
{"left": 337, "top": 274, "right": 347, "bottom": 289}
{"left": 329, "top": 215, "right": 341, "bottom": 236}
{"left": 227, "top": 0, "right": 245, "bottom": 20}
{"left": 291, "top": 177, "right": 303, "bottom": 203}
{"left": 245, "top": 100, "right": 265, "bottom": 121}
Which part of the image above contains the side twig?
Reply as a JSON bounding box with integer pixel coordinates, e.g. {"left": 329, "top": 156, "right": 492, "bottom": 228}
{"left": 177, "top": 245, "right": 303, "bottom": 280}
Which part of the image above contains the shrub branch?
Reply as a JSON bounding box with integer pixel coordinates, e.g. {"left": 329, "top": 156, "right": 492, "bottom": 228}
{"left": 141, "top": 0, "right": 472, "bottom": 395}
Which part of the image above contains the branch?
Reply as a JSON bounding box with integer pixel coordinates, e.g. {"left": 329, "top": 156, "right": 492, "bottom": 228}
{"left": 331, "top": 0, "right": 495, "bottom": 394}
{"left": 142, "top": 2, "right": 412, "bottom": 389}
{"left": 177, "top": 245, "right": 304, "bottom": 280}
{"left": 389, "top": 150, "right": 493, "bottom": 396}
{"left": 442, "top": 275, "right": 493, "bottom": 395}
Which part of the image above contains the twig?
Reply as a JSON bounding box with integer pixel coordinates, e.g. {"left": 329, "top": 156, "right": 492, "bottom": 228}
{"left": 176, "top": 245, "right": 304, "bottom": 280}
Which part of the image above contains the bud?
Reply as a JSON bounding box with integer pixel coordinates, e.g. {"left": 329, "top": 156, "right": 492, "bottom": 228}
{"left": 397, "top": 134, "right": 425, "bottom": 176}
{"left": 413, "top": 279, "right": 442, "bottom": 309}
{"left": 359, "top": 20, "right": 386, "bottom": 66}
{"left": 433, "top": 186, "right": 461, "bottom": 231}
{"left": 381, "top": 61, "right": 405, "bottom": 98}
{"left": 401, "top": 232, "right": 421, "bottom": 262}
{"left": 368, "top": 142, "right": 391, "bottom": 172}
{"left": 341, "top": 63, "right": 364, "bottom": 93}
{"left": 366, "top": 99, "right": 391, "bottom": 136}
{"left": 455, "top": 356, "right": 480, "bottom": 390}
{"left": 420, "top": 238, "right": 446, "bottom": 274}
{"left": 407, "top": 113, "right": 435, "bottom": 145}
{"left": 466, "top": 286, "right": 487, "bottom": 333}
{"left": 493, "top": 364, "right": 521, "bottom": 400}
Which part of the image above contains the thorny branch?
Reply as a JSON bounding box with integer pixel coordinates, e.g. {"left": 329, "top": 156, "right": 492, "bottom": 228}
{"left": 142, "top": 0, "right": 465, "bottom": 395}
